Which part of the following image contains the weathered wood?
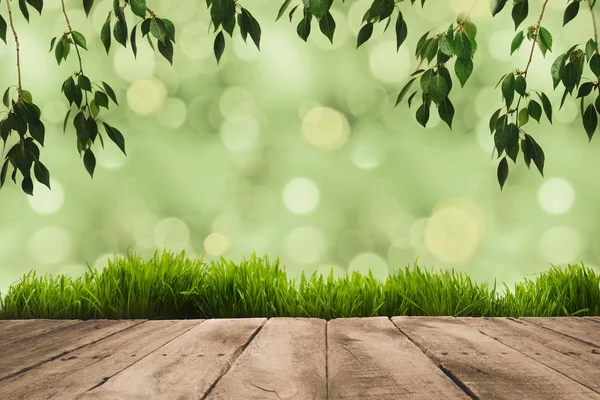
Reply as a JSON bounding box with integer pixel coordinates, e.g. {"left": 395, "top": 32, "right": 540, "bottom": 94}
{"left": 460, "top": 317, "right": 600, "bottom": 394}
{"left": 0, "top": 320, "right": 201, "bottom": 400}
{"left": 328, "top": 317, "right": 470, "bottom": 400}
{"left": 80, "top": 318, "right": 266, "bottom": 400}
{"left": 205, "top": 318, "right": 326, "bottom": 400}
{"left": 0, "top": 319, "right": 143, "bottom": 381}
{"left": 583, "top": 316, "right": 600, "bottom": 324}
{"left": 0, "top": 319, "right": 79, "bottom": 346}
{"left": 520, "top": 317, "right": 600, "bottom": 346}
{"left": 392, "top": 316, "right": 600, "bottom": 399}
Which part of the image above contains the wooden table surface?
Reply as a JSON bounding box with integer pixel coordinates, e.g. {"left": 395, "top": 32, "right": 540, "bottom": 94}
{"left": 0, "top": 316, "right": 599, "bottom": 399}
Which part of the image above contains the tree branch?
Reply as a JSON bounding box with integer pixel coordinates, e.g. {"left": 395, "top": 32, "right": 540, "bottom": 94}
{"left": 589, "top": 0, "right": 599, "bottom": 55}
{"left": 453, "top": 0, "right": 481, "bottom": 32}
{"left": 5, "top": 0, "right": 22, "bottom": 95}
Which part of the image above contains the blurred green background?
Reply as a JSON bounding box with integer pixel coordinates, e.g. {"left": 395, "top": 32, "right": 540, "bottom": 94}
{"left": 1, "top": 0, "right": 599, "bottom": 297}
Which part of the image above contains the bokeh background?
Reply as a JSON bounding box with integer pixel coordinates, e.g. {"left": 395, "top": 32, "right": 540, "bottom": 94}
{"left": 1, "top": 0, "right": 599, "bottom": 297}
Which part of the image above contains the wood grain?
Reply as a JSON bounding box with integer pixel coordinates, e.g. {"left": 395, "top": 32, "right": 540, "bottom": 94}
{"left": 0, "top": 319, "right": 143, "bottom": 381}
{"left": 392, "top": 316, "right": 600, "bottom": 399}
{"left": 0, "top": 320, "right": 201, "bottom": 400}
{"left": 328, "top": 317, "right": 471, "bottom": 400}
{"left": 460, "top": 317, "right": 600, "bottom": 394}
{"left": 205, "top": 318, "right": 326, "bottom": 400}
{"left": 0, "top": 319, "right": 79, "bottom": 346}
{"left": 80, "top": 318, "right": 266, "bottom": 400}
{"left": 520, "top": 317, "right": 600, "bottom": 346}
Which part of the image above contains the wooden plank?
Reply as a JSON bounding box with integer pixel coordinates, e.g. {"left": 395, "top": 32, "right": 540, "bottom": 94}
{"left": 0, "top": 320, "right": 79, "bottom": 346}
{"left": 520, "top": 317, "right": 600, "bottom": 346}
{"left": 392, "top": 316, "right": 600, "bottom": 399}
{"left": 0, "top": 319, "right": 143, "bottom": 381}
{"left": 328, "top": 317, "right": 470, "bottom": 400}
{"left": 0, "top": 320, "right": 201, "bottom": 400}
{"left": 460, "top": 317, "right": 600, "bottom": 394}
{"left": 583, "top": 316, "right": 600, "bottom": 324}
{"left": 205, "top": 318, "right": 326, "bottom": 400}
{"left": 79, "top": 318, "right": 266, "bottom": 400}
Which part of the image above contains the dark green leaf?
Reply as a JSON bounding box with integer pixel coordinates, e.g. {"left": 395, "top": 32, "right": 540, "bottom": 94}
{"left": 214, "top": 31, "right": 225, "bottom": 63}
{"left": 103, "top": 82, "right": 118, "bottom": 105}
{"left": 577, "top": 81, "right": 594, "bottom": 98}
{"left": 29, "top": 119, "right": 44, "bottom": 145}
{"left": 84, "top": 0, "right": 95, "bottom": 17}
{"left": 551, "top": 53, "right": 565, "bottom": 89}
{"left": 563, "top": 1, "right": 579, "bottom": 26}
{"left": 241, "top": 8, "right": 261, "bottom": 50}
{"left": 525, "top": 133, "right": 545, "bottom": 176}
{"left": 71, "top": 31, "right": 88, "bottom": 50}
{"left": 150, "top": 18, "right": 167, "bottom": 43}
{"left": 538, "top": 27, "right": 552, "bottom": 52}
{"left": 211, "top": 0, "right": 236, "bottom": 30}
{"left": 415, "top": 100, "right": 430, "bottom": 127}
{"left": 438, "top": 97, "right": 454, "bottom": 129}
{"left": 309, "top": 0, "right": 330, "bottom": 19}
{"left": 101, "top": 18, "right": 111, "bottom": 54}
{"left": 515, "top": 75, "right": 527, "bottom": 96}
{"left": 454, "top": 31, "right": 471, "bottom": 59}
{"left": 319, "top": 11, "right": 335, "bottom": 44}
{"left": 454, "top": 56, "right": 473, "bottom": 87}
{"left": 356, "top": 22, "right": 373, "bottom": 48}
{"left": 428, "top": 74, "right": 449, "bottom": 105}
{"left": 501, "top": 73, "right": 515, "bottom": 107}
{"left": 95, "top": 91, "right": 109, "bottom": 109}
{"left": 0, "top": 15, "right": 7, "bottom": 44}
{"left": 83, "top": 148, "right": 96, "bottom": 178}
{"left": 33, "top": 161, "right": 50, "bottom": 189}
{"left": 131, "top": 25, "right": 138, "bottom": 58}
{"left": 510, "top": 31, "right": 524, "bottom": 55}
{"left": 21, "top": 176, "right": 33, "bottom": 196}
{"left": 528, "top": 99, "right": 542, "bottom": 122}
{"left": 395, "top": 12, "right": 408, "bottom": 51}
{"left": 497, "top": 157, "right": 508, "bottom": 190}
{"left": 537, "top": 91, "right": 552, "bottom": 123}
{"left": 130, "top": 0, "right": 146, "bottom": 18}
{"left": 491, "top": 0, "right": 508, "bottom": 16}
{"left": 103, "top": 122, "right": 127, "bottom": 155}
{"left": 276, "top": 0, "right": 293, "bottom": 22}
{"left": 158, "top": 38, "right": 174, "bottom": 64}
{"left": 590, "top": 53, "right": 600, "bottom": 77}
{"left": 511, "top": 0, "right": 528, "bottom": 30}
{"left": 489, "top": 108, "right": 502, "bottom": 134}
{"left": 395, "top": 77, "right": 416, "bottom": 107}
{"left": 583, "top": 103, "right": 597, "bottom": 141}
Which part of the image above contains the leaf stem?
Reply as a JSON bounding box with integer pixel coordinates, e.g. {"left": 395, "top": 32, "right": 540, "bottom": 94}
{"left": 5, "top": 0, "right": 22, "bottom": 96}
{"left": 589, "top": 0, "right": 599, "bottom": 55}
{"left": 515, "top": 0, "right": 550, "bottom": 128}
{"left": 60, "top": 0, "right": 89, "bottom": 113}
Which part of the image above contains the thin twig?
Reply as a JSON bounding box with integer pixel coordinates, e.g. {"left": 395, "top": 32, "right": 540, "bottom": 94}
{"left": 5, "top": 0, "right": 22, "bottom": 95}
{"left": 515, "top": 0, "right": 550, "bottom": 128}
{"left": 60, "top": 0, "right": 90, "bottom": 114}
{"left": 589, "top": 0, "right": 599, "bottom": 55}
{"left": 454, "top": 0, "right": 481, "bottom": 32}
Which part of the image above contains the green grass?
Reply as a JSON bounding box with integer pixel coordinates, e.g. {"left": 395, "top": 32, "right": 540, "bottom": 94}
{"left": 1, "top": 251, "right": 599, "bottom": 320}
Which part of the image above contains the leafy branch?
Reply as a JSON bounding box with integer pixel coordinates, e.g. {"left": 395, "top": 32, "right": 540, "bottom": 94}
{"left": 1, "top": 0, "right": 600, "bottom": 196}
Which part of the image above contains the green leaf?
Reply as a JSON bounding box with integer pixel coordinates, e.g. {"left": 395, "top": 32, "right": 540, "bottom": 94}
{"left": 454, "top": 56, "right": 473, "bottom": 87}
{"left": 528, "top": 99, "right": 542, "bottom": 122}
{"left": 19, "top": 0, "right": 29, "bottom": 22}
{"left": 538, "top": 27, "right": 552, "bottom": 52}
{"left": 129, "top": 0, "right": 147, "bottom": 18}
{"left": 297, "top": 9, "right": 312, "bottom": 42}
{"left": 583, "top": 103, "right": 597, "bottom": 141}
{"left": 158, "top": 38, "right": 174, "bottom": 64}
{"left": 497, "top": 157, "right": 508, "bottom": 190}
{"left": 63, "top": 109, "right": 72, "bottom": 134}
{"left": 428, "top": 74, "right": 449, "bottom": 105}
{"left": 510, "top": 31, "right": 524, "bottom": 55}
{"left": 319, "top": 11, "right": 335, "bottom": 44}
{"left": 78, "top": 75, "right": 92, "bottom": 92}
{"left": 241, "top": 8, "right": 261, "bottom": 50}
{"left": 0, "top": 159, "right": 9, "bottom": 189}
{"left": 551, "top": 53, "right": 565, "bottom": 89}
{"left": 101, "top": 18, "right": 112, "bottom": 54}
{"left": 590, "top": 53, "right": 600, "bottom": 77}
{"left": 0, "top": 15, "right": 7, "bottom": 44}
{"left": 501, "top": 73, "right": 515, "bottom": 107}
{"left": 308, "top": 0, "right": 330, "bottom": 19}
{"left": 454, "top": 31, "right": 471, "bottom": 59}
{"left": 26, "top": 0, "right": 43, "bottom": 14}
{"left": 515, "top": 75, "right": 527, "bottom": 96}
{"left": 525, "top": 133, "right": 545, "bottom": 176}
{"left": 214, "top": 31, "right": 225, "bottom": 64}
{"left": 518, "top": 107, "right": 529, "bottom": 126}
{"left": 103, "top": 122, "right": 127, "bottom": 155}
{"left": 415, "top": 100, "right": 430, "bottom": 127}
{"left": 21, "top": 176, "right": 33, "bottom": 196}
{"left": 29, "top": 119, "right": 45, "bottom": 145}
{"left": 438, "top": 97, "right": 454, "bottom": 129}
{"left": 83, "top": 148, "right": 96, "bottom": 178}
{"left": 130, "top": 24, "right": 138, "bottom": 58}
{"left": 95, "top": 91, "right": 109, "bottom": 109}
{"left": 395, "top": 77, "right": 416, "bottom": 107}
{"left": 113, "top": 15, "right": 128, "bottom": 47}
{"left": 491, "top": 0, "right": 508, "bottom": 16}
{"left": 71, "top": 31, "right": 88, "bottom": 50}
{"left": 395, "top": 12, "right": 408, "bottom": 51}
{"left": 562, "top": 62, "right": 579, "bottom": 92}
{"left": 489, "top": 109, "right": 502, "bottom": 134}
{"left": 577, "top": 82, "right": 593, "bottom": 98}
{"left": 83, "top": 0, "right": 95, "bottom": 17}
{"left": 2, "top": 87, "right": 10, "bottom": 108}
{"left": 211, "top": 0, "right": 236, "bottom": 30}
{"left": 33, "top": 161, "right": 50, "bottom": 189}
{"left": 103, "top": 82, "right": 118, "bottom": 105}
{"left": 537, "top": 91, "right": 552, "bottom": 123}
{"left": 563, "top": 1, "right": 579, "bottom": 26}
{"left": 90, "top": 99, "right": 100, "bottom": 118}
{"left": 511, "top": 0, "right": 528, "bottom": 30}
{"left": 586, "top": 39, "right": 597, "bottom": 61}
{"left": 162, "top": 19, "right": 176, "bottom": 42}
{"left": 368, "top": 0, "right": 395, "bottom": 21}
{"left": 150, "top": 18, "right": 167, "bottom": 43}
{"left": 356, "top": 23, "right": 373, "bottom": 48}
{"left": 276, "top": 0, "right": 293, "bottom": 22}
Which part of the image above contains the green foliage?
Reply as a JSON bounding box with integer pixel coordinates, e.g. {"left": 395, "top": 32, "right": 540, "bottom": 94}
{"left": 1, "top": 251, "right": 598, "bottom": 320}
{"left": 1, "top": 0, "right": 600, "bottom": 195}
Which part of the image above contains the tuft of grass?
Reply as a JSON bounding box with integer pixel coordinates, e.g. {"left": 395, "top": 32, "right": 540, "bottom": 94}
{"left": 0, "top": 251, "right": 598, "bottom": 320}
